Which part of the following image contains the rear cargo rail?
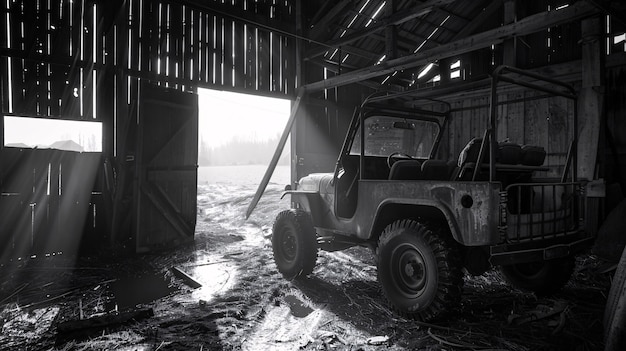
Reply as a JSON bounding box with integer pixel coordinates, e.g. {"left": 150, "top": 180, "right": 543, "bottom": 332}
{"left": 501, "top": 182, "right": 585, "bottom": 243}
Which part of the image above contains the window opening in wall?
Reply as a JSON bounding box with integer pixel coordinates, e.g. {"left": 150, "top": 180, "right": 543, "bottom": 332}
{"left": 3, "top": 116, "right": 103, "bottom": 152}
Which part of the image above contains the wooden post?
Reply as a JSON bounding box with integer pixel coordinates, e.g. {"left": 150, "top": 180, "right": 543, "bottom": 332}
{"left": 385, "top": 0, "right": 398, "bottom": 60}
{"left": 291, "top": 0, "right": 303, "bottom": 188}
{"left": 246, "top": 90, "right": 304, "bottom": 219}
{"left": 577, "top": 16, "right": 604, "bottom": 181}
{"left": 439, "top": 58, "right": 450, "bottom": 84}
{"left": 503, "top": 0, "right": 516, "bottom": 66}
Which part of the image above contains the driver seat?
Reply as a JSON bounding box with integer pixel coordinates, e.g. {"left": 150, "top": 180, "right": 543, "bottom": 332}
{"left": 388, "top": 160, "right": 422, "bottom": 180}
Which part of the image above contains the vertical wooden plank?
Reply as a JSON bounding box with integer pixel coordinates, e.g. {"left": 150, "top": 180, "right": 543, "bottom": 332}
{"left": 130, "top": 0, "right": 140, "bottom": 74}
{"left": 456, "top": 101, "right": 467, "bottom": 155}
{"left": 0, "top": 56, "right": 7, "bottom": 115}
{"left": 159, "top": 2, "right": 168, "bottom": 82}
{"left": 48, "top": 0, "right": 64, "bottom": 116}
{"left": 59, "top": 0, "right": 78, "bottom": 117}
{"left": 199, "top": 12, "right": 207, "bottom": 83}
{"left": 223, "top": 18, "right": 233, "bottom": 88}
{"left": 212, "top": 14, "right": 222, "bottom": 86}
{"left": 182, "top": 5, "right": 192, "bottom": 85}
{"left": 31, "top": 151, "right": 48, "bottom": 255}
{"left": 115, "top": 1, "right": 129, "bottom": 153}
{"left": 21, "top": 0, "right": 38, "bottom": 115}
{"left": 462, "top": 99, "right": 473, "bottom": 142}
{"left": 0, "top": 0, "right": 8, "bottom": 114}
{"left": 257, "top": 28, "right": 270, "bottom": 92}
{"left": 524, "top": 91, "right": 549, "bottom": 148}
{"left": 192, "top": 9, "right": 200, "bottom": 84}
{"left": 169, "top": 3, "right": 181, "bottom": 87}
{"left": 0, "top": 0, "right": 6, "bottom": 49}
{"left": 149, "top": 0, "right": 160, "bottom": 77}
{"left": 0, "top": 1, "right": 6, "bottom": 113}
{"left": 447, "top": 104, "right": 458, "bottom": 160}
{"left": 83, "top": 1, "right": 94, "bottom": 118}
{"left": 40, "top": 0, "right": 52, "bottom": 116}
{"left": 205, "top": 12, "right": 212, "bottom": 84}
{"left": 504, "top": 92, "right": 522, "bottom": 145}
{"left": 286, "top": 36, "right": 296, "bottom": 94}
{"left": 271, "top": 32, "right": 281, "bottom": 92}
{"left": 233, "top": 21, "right": 245, "bottom": 89}
{"left": 497, "top": 94, "right": 509, "bottom": 140}
{"left": 139, "top": 0, "right": 150, "bottom": 74}
{"left": 9, "top": 1, "right": 24, "bottom": 114}
{"left": 245, "top": 23, "right": 256, "bottom": 89}
{"left": 477, "top": 99, "right": 489, "bottom": 140}
{"left": 547, "top": 95, "right": 569, "bottom": 174}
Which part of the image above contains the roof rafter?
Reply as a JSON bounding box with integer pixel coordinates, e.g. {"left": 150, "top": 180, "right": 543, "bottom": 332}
{"left": 302, "top": 0, "right": 598, "bottom": 92}
{"left": 308, "top": 0, "right": 353, "bottom": 40}
{"left": 417, "top": 0, "right": 503, "bottom": 83}
{"left": 305, "top": 0, "right": 458, "bottom": 60}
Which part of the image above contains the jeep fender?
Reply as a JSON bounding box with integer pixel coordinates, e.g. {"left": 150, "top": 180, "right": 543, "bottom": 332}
{"left": 371, "top": 198, "right": 463, "bottom": 244}
{"left": 281, "top": 190, "right": 321, "bottom": 221}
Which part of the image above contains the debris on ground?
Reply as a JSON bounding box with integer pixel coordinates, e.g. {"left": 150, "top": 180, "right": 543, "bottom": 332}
{"left": 0, "top": 181, "right": 612, "bottom": 350}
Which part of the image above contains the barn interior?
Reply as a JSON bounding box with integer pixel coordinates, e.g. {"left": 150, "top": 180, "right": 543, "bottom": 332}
{"left": 1, "top": 0, "right": 626, "bottom": 349}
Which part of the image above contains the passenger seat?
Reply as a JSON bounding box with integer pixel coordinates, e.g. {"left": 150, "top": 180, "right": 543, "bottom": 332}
{"left": 388, "top": 160, "right": 422, "bottom": 180}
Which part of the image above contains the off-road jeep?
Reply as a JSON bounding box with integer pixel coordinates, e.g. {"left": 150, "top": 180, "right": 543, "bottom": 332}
{"left": 271, "top": 66, "right": 594, "bottom": 321}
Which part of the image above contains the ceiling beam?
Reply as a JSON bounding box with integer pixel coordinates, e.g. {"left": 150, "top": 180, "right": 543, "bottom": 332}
{"left": 305, "top": 0, "right": 458, "bottom": 60}
{"left": 171, "top": 0, "right": 295, "bottom": 33}
{"left": 309, "top": 0, "right": 352, "bottom": 40}
{"left": 303, "top": 0, "right": 598, "bottom": 92}
{"left": 416, "top": 0, "right": 503, "bottom": 83}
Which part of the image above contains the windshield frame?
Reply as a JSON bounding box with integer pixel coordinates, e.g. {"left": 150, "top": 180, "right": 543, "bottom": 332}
{"left": 350, "top": 114, "right": 442, "bottom": 159}
{"left": 333, "top": 100, "right": 450, "bottom": 183}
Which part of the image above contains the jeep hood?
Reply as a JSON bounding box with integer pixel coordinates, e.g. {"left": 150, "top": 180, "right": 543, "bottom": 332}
{"left": 297, "top": 173, "right": 334, "bottom": 194}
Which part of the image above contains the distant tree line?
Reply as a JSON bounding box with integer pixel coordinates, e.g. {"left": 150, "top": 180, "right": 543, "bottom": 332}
{"left": 199, "top": 135, "right": 290, "bottom": 166}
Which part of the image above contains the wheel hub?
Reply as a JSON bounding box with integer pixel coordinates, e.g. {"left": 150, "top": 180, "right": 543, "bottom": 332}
{"left": 281, "top": 231, "right": 297, "bottom": 260}
{"left": 404, "top": 260, "right": 424, "bottom": 278}
{"left": 396, "top": 248, "right": 427, "bottom": 293}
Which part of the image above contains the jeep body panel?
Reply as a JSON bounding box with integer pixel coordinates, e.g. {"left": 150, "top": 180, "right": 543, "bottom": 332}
{"left": 288, "top": 175, "right": 501, "bottom": 246}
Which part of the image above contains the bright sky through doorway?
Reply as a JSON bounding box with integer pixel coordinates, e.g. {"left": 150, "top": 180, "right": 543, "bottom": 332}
{"left": 198, "top": 89, "right": 291, "bottom": 148}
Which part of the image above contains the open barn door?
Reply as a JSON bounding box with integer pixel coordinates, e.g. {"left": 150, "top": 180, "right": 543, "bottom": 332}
{"left": 135, "top": 83, "right": 198, "bottom": 252}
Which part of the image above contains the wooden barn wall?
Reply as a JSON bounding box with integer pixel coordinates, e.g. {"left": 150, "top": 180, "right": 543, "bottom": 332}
{"left": 0, "top": 148, "right": 102, "bottom": 261}
{"left": 0, "top": 0, "right": 297, "bottom": 260}
{"left": 0, "top": 0, "right": 297, "bottom": 127}
{"left": 440, "top": 90, "right": 576, "bottom": 179}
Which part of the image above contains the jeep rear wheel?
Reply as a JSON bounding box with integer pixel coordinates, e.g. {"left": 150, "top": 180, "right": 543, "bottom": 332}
{"left": 500, "top": 256, "right": 575, "bottom": 295}
{"left": 377, "top": 220, "right": 463, "bottom": 321}
{"left": 272, "top": 209, "right": 318, "bottom": 280}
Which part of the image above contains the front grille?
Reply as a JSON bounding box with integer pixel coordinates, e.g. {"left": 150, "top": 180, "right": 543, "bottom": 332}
{"left": 502, "top": 182, "right": 584, "bottom": 243}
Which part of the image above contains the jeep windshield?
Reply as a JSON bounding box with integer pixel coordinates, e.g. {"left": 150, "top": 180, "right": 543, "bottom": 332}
{"left": 350, "top": 115, "right": 440, "bottom": 159}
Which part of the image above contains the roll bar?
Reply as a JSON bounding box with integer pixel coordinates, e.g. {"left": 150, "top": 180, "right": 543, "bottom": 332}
{"left": 486, "top": 65, "right": 578, "bottom": 182}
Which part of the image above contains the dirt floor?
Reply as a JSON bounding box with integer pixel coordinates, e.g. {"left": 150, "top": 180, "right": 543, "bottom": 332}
{"left": 0, "top": 181, "right": 614, "bottom": 350}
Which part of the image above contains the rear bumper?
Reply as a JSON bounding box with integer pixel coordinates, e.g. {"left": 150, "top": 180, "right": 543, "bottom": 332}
{"left": 489, "top": 234, "right": 594, "bottom": 266}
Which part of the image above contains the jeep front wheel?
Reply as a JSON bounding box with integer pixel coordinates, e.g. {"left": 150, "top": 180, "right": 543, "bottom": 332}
{"left": 272, "top": 209, "right": 318, "bottom": 280}
{"left": 377, "top": 220, "right": 463, "bottom": 321}
{"left": 499, "top": 256, "right": 575, "bottom": 295}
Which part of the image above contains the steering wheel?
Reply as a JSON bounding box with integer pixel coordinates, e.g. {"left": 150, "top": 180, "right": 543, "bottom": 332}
{"left": 386, "top": 152, "right": 413, "bottom": 168}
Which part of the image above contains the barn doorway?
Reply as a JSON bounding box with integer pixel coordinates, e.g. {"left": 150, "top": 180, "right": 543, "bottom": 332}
{"left": 196, "top": 89, "right": 291, "bottom": 185}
